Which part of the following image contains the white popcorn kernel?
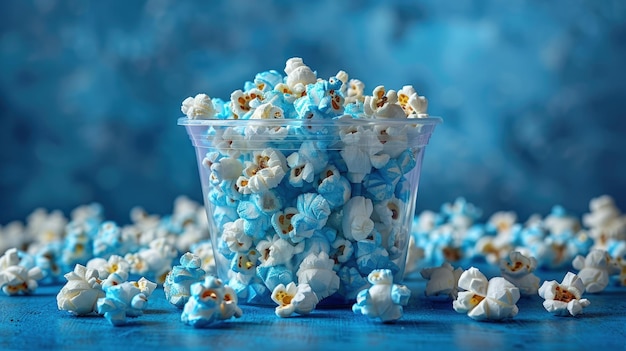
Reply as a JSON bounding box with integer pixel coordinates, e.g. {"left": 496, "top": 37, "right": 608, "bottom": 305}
{"left": 452, "top": 267, "right": 520, "bottom": 321}
{"left": 181, "top": 93, "right": 217, "bottom": 119}
{"left": 420, "top": 262, "right": 464, "bottom": 300}
{"left": 538, "top": 272, "right": 590, "bottom": 316}
{"left": 271, "top": 282, "right": 319, "bottom": 318}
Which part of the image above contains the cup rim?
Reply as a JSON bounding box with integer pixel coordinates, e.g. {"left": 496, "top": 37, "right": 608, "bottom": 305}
{"left": 177, "top": 116, "right": 443, "bottom": 127}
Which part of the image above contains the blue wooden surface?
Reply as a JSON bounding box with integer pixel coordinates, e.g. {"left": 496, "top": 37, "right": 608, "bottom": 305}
{"left": 1, "top": 267, "right": 625, "bottom": 351}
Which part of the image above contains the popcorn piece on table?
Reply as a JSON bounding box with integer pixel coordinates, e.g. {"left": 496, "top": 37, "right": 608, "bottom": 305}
{"left": 352, "top": 269, "right": 411, "bottom": 323}
{"left": 452, "top": 267, "right": 520, "bottom": 321}
{"left": 190, "top": 240, "right": 217, "bottom": 276}
{"left": 543, "top": 205, "right": 581, "bottom": 236}
{"left": 181, "top": 276, "right": 243, "bottom": 328}
{"left": 61, "top": 220, "right": 95, "bottom": 272}
{"left": 0, "top": 248, "right": 43, "bottom": 296}
{"left": 420, "top": 262, "right": 464, "bottom": 300}
{"left": 57, "top": 264, "right": 105, "bottom": 316}
{"left": 572, "top": 249, "right": 620, "bottom": 293}
{"left": 92, "top": 221, "right": 125, "bottom": 260}
{"left": 0, "top": 221, "right": 27, "bottom": 256}
{"left": 271, "top": 282, "right": 319, "bottom": 318}
{"left": 86, "top": 254, "right": 130, "bottom": 287}
{"left": 96, "top": 278, "right": 157, "bottom": 326}
{"left": 474, "top": 211, "right": 518, "bottom": 265}
{"left": 499, "top": 251, "right": 541, "bottom": 295}
{"left": 582, "top": 195, "right": 626, "bottom": 250}
{"left": 606, "top": 240, "right": 626, "bottom": 286}
{"left": 538, "top": 272, "right": 590, "bottom": 317}
{"left": 25, "top": 208, "right": 68, "bottom": 247}
{"left": 164, "top": 252, "right": 206, "bottom": 308}
{"left": 124, "top": 237, "right": 178, "bottom": 284}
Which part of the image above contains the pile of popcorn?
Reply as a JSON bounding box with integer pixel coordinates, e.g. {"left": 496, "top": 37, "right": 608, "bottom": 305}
{"left": 178, "top": 57, "right": 437, "bottom": 312}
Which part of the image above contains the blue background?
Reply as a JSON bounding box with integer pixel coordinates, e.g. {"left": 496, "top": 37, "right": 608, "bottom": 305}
{"left": 1, "top": 0, "right": 625, "bottom": 226}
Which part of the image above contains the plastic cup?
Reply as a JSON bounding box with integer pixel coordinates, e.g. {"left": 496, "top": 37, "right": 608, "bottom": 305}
{"left": 179, "top": 117, "right": 441, "bottom": 305}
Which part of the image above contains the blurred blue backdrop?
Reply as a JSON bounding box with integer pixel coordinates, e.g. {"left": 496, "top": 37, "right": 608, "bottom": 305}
{"left": 1, "top": 0, "right": 625, "bottom": 225}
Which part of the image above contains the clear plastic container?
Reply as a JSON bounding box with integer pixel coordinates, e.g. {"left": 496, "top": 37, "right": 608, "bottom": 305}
{"left": 179, "top": 117, "right": 441, "bottom": 305}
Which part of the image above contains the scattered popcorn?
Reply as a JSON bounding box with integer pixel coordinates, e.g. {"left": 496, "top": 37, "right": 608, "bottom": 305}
{"left": 181, "top": 276, "right": 243, "bottom": 328}
{"left": 271, "top": 282, "right": 319, "bottom": 318}
{"left": 0, "top": 248, "right": 43, "bottom": 296}
{"left": 57, "top": 264, "right": 105, "bottom": 316}
{"left": 499, "top": 251, "right": 540, "bottom": 295}
{"left": 420, "top": 262, "right": 464, "bottom": 300}
{"left": 452, "top": 267, "right": 520, "bottom": 321}
{"left": 538, "top": 272, "right": 590, "bottom": 316}
{"left": 164, "top": 252, "right": 206, "bottom": 308}
{"left": 352, "top": 269, "right": 411, "bottom": 322}
{"left": 572, "top": 249, "right": 620, "bottom": 293}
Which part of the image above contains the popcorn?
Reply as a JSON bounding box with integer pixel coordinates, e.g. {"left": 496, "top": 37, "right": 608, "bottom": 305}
{"left": 25, "top": 208, "right": 68, "bottom": 246}
{"left": 61, "top": 221, "right": 94, "bottom": 271}
{"left": 339, "top": 125, "right": 387, "bottom": 183}
{"left": 582, "top": 195, "right": 626, "bottom": 249}
{"left": 164, "top": 252, "right": 206, "bottom": 308}
{"left": 181, "top": 276, "right": 242, "bottom": 328}
{"left": 86, "top": 255, "right": 130, "bottom": 285}
{"left": 452, "top": 267, "right": 520, "bottom": 321}
{"left": 0, "top": 221, "right": 27, "bottom": 254}
{"left": 284, "top": 57, "right": 316, "bottom": 94}
{"left": 296, "top": 252, "right": 340, "bottom": 300}
{"left": 571, "top": 249, "right": 620, "bottom": 293}
{"left": 364, "top": 86, "right": 405, "bottom": 119}
{"left": 352, "top": 269, "right": 411, "bottom": 322}
{"left": 606, "top": 240, "right": 626, "bottom": 286}
{"left": 355, "top": 236, "right": 393, "bottom": 276}
{"left": 420, "top": 262, "right": 464, "bottom": 300}
{"left": 190, "top": 240, "right": 217, "bottom": 276}
{"left": 256, "top": 234, "right": 304, "bottom": 268}
{"left": 92, "top": 221, "right": 125, "bottom": 259}
{"left": 240, "top": 148, "right": 287, "bottom": 194}
{"left": 397, "top": 85, "right": 428, "bottom": 118}
{"left": 543, "top": 205, "right": 581, "bottom": 236}
{"left": 96, "top": 278, "right": 157, "bottom": 326}
{"left": 271, "top": 282, "right": 319, "bottom": 318}
{"left": 342, "top": 196, "right": 375, "bottom": 242}
{"left": 499, "top": 251, "right": 541, "bottom": 295}
{"left": 538, "top": 272, "right": 590, "bottom": 316}
{"left": 0, "top": 248, "right": 43, "bottom": 296}
{"left": 181, "top": 93, "right": 217, "bottom": 119}
{"left": 291, "top": 193, "right": 331, "bottom": 242}
{"left": 31, "top": 241, "right": 64, "bottom": 283}
{"left": 316, "top": 167, "right": 351, "bottom": 209}
{"left": 57, "top": 264, "right": 105, "bottom": 316}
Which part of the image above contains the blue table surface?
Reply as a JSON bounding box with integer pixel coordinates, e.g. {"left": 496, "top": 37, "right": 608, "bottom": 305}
{"left": 1, "top": 266, "right": 625, "bottom": 351}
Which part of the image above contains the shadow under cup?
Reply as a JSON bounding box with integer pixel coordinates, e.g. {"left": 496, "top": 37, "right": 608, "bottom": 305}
{"left": 179, "top": 117, "right": 441, "bottom": 306}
